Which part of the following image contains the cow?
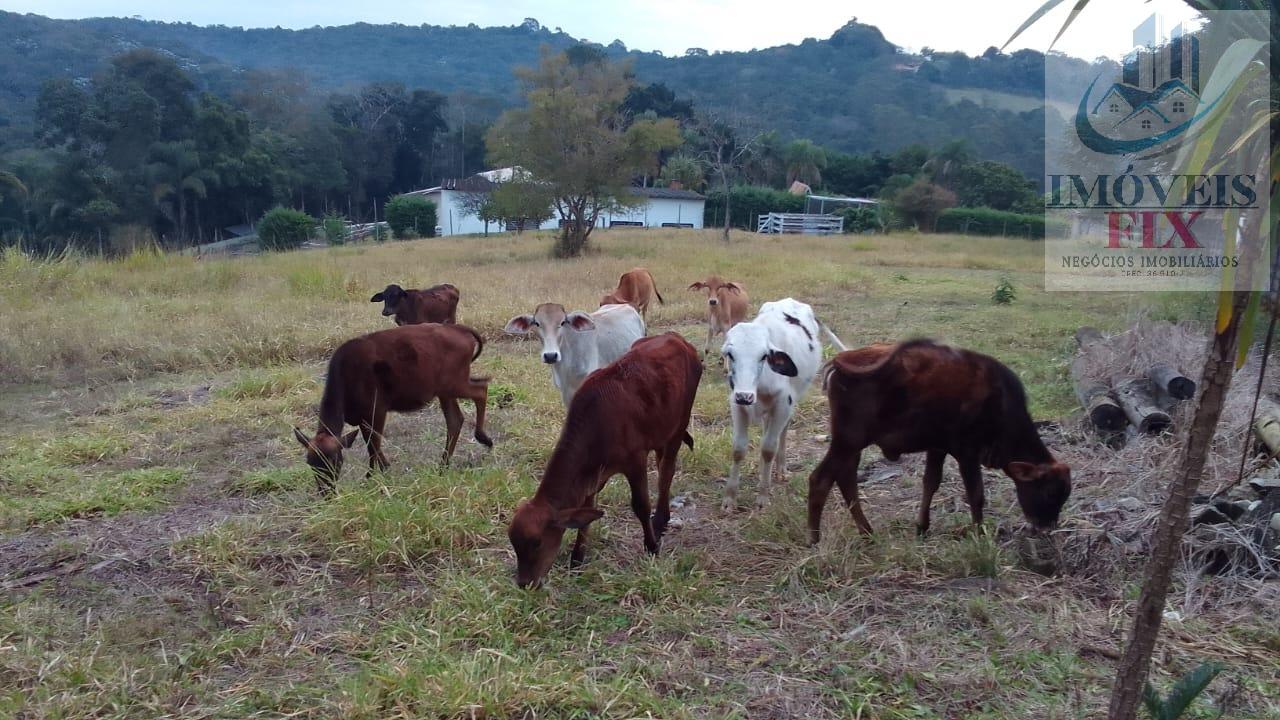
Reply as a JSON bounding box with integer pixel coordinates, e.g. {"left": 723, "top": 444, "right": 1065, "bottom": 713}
{"left": 504, "top": 302, "right": 645, "bottom": 407}
{"left": 600, "top": 267, "right": 664, "bottom": 321}
{"left": 292, "top": 323, "right": 493, "bottom": 496}
{"left": 720, "top": 298, "right": 825, "bottom": 511}
{"left": 370, "top": 283, "right": 460, "bottom": 325}
{"left": 806, "top": 339, "right": 1072, "bottom": 544}
{"left": 688, "top": 276, "right": 749, "bottom": 356}
{"left": 507, "top": 332, "right": 701, "bottom": 588}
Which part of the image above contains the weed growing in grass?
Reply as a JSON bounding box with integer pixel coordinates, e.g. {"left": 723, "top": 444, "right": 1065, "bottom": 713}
{"left": 15, "top": 466, "right": 188, "bottom": 526}
{"left": 231, "top": 467, "right": 311, "bottom": 495}
{"left": 38, "top": 431, "right": 129, "bottom": 464}
{"left": 991, "top": 275, "right": 1017, "bottom": 305}
{"left": 286, "top": 264, "right": 351, "bottom": 300}
{"left": 215, "top": 366, "right": 316, "bottom": 400}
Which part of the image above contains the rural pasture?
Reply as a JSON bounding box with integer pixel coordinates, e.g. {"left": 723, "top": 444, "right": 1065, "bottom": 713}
{"left": 0, "top": 229, "right": 1275, "bottom": 718}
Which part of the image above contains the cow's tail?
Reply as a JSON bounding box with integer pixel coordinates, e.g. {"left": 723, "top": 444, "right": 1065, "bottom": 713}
{"left": 821, "top": 338, "right": 935, "bottom": 391}
{"left": 649, "top": 270, "right": 665, "bottom": 305}
{"left": 682, "top": 431, "right": 695, "bottom": 450}
{"left": 821, "top": 323, "right": 848, "bottom": 352}
{"left": 459, "top": 324, "right": 484, "bottom": 361}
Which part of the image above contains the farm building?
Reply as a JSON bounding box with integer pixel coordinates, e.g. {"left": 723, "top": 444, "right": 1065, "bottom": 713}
{"left": 401, "top": 168, "right": 705, "bottom": 236}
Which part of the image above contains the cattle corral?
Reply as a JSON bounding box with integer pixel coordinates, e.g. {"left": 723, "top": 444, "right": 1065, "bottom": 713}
{"left": 0, "top": 229, "right": 1276, "bottom": 718}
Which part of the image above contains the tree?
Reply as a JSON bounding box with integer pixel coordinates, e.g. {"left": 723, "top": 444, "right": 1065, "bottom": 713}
{"left": 147, "top": 140, "right": 216, "bottom": 244}
{"left": 256, "top": 206, "right": 314, "bottom": 251}
{"left": 922, "top": 138, "right": 973, "bottom": 188}
{"left": 955, "top": 160, "right": 1037, "bottom": 211}
{"left": 783, "top": 139, "right": 828, "bottom": 186}
{"left": 488, "top": 175, "right": 555, "bottom": 233}
{"left": 660, "top": 155, "right": 705, "bottom": 191}
{"left": 384, "top": 195, "right": 438, "bottom": 239}
{"left": 892, "top": 178, "right": 955, "bottom": 232}
{"left": 487, "top": 50, "right": 681, "bottom": 257}
{"left": 691, "top": 112, "right": 764, "bottom": 242}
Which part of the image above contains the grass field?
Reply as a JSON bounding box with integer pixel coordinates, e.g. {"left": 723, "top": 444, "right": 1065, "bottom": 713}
{"left": 0, "top": 229, "right": 1273, "bottom": 719}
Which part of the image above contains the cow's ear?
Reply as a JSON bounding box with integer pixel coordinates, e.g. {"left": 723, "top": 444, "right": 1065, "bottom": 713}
{"left": 292, "top": 427, "right": 312, "bottom": 448}
{"left": 723, "top": 282, "right": 743, "bottom": 294}
{"left": 687, "top": 281, "right": 705, "bottom": 291}
{"left": 766, "top": 349, "right": 799, "bottom": 377}
{"left": 504, "top": 315, "right": 535, "bottom": 334}
{"left": 370, "top": 293, "right": 384, "bottom": 303}
{"left": 567, "top": 312, "right": 596, "bottom": 331}
{"left": 1007, "top": 461, "right": 1040, "bottom": 484}
{"left": 552, "top": 506, "right": 604, "bottom": 530}
{"left": 341, "top": 429, "right": 360, "bottom": 448}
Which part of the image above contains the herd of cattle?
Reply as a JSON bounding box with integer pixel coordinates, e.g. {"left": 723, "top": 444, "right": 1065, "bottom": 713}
{"left": 292, "top": 268, "right": 1073, "bottom": 588}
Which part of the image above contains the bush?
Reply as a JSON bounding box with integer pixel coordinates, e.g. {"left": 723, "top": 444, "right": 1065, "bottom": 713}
{"left": 892, "top": 178, "right": 956, "bottom": 232}
{"left": 703, "top": 186, "right": 804, "bottom": 229}
{"left": 256, "top": 207, "right": 315, "bottom": 251}
{"left": 321, "top": 213, "right": 348, "bottom": 245}
{"left": 936, "top": 207, "right": 1067, "bottom": 240}
{"left": 385, "top": 195, "right": 437, "bottom": 239}
{"left": 836, "top": 206, "right": 881, "bottom": 233}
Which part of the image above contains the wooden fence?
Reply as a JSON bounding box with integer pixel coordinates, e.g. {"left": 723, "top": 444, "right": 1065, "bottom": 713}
{"left": 756, "top": 213, "right": 844, "bottom": 235}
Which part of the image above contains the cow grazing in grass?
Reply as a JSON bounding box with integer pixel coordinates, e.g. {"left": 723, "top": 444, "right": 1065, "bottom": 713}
{"left": 806, "top": 339, "right": 1071, "bottom": 544}
{"left": 370, "top": 283, "right": 460, "bottom": 325}
{"left": 720, "top": 298, "right": 825, "bottom": 511}
{"left": 508, "top": 332, "right": 701, "bottom": 588}
{"left": 600, "top": 267, "right": 664, "bottom": 321}
{"left": 504, "top": 302, "right": 645, "bottom": 407}
{"left": 688, "top": 276, "right": 749, "bottom": 356}
{"left": 293, "top": 323, "right": 493, "bottom": 496}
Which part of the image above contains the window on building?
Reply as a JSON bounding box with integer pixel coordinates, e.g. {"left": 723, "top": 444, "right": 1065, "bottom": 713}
{"left": 1109, "top": 102, "right": 1120, "bottom": 113}
{"left": 1141, "top": 118, "right": 1153, "bottom": 130}
{"left": 1172, "top": 100, "right": 1185, "bottom": 113}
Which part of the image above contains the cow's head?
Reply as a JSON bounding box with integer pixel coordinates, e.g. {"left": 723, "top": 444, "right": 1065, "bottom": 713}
{"left": 504, "top": 303, "right": 595, "bottom": 365}
{"left": 370, "top": 284, "right": 407, "bottom": 318}
{"left": 688, "top": 276, "right": 742, "bottom": 309}
{"left": 721, "top": 322, "right": 798, "bottom": 406}
{"left": 293, "top": 426, "right": 359, "bottom": 496}
{"left": 508, "top": 497, "right": 603, "bottom": 588}
{"left": 1007, "top": 460, "right": 1072, "bottom": 531}
{"left": 600, "top": 292, "right": 626, "bottom": 307}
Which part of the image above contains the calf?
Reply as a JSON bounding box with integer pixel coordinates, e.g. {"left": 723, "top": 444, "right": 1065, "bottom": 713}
{"left": 600, "top": 267, "right": 664, "bottom": 321}
{"left": 688, "top": 276, "right": 749, "bottom": 356}
{"left": 292, "top": 323, "right": 493, "bottom": 496}
{"left": 370, "top": 283, "right": 460, "bottom": 325}
{"left": 504, "top": 302, "right": 645, "bottom": 407}
{"left": 806, "top": 339, "right": 1072, "bottom": 544}
{"left": 507, "top": 333, "right": 701, "bottom": 588}
{"left": 720, "top": 298, "right": 825, "bottom": 511}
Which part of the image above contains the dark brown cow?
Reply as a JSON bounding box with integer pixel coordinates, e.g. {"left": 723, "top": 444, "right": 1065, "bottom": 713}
{"left": 687, "top": 275, "right": 749, "bottom": 356}
{"left": 600, "top": 267, "right": 664, "bottom": 321}
{"left": 293, "top": 323, "right": 493, "bottom": 496}
{"left": 807, "top": 339, "right": 1071, "bottom": 544}
{"left": 371, "top": 283, "right": 460, "bottom": 325}
{"left": 508, "top": 332, "right": 701, "bottom": 588}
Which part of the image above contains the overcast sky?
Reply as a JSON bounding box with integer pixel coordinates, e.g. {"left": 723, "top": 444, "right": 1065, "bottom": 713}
{"left": 0, "top": 0, "right": 1202, "bottom": 60}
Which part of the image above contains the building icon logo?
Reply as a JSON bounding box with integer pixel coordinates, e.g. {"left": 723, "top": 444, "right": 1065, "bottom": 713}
{"left": 1074, "top": 14, "right": 1219, "bottom": 156}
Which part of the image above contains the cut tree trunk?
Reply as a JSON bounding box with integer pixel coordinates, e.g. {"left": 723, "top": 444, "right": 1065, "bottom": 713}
{"left": 1253, "top": 401, "right": 1280, "bottom": 458}
{"left": 1071, "top": 326, "right": 1127, "bottom": 433}
{"left": 1148, "top": 364, "right": 1196, "bottom": 400}
{"left": 1115, "top": 380, "right": 1173, "bottom": 435}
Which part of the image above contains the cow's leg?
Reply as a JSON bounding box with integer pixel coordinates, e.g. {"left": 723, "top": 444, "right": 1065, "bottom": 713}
{"left": 807, "top": 449, "right": 843, "bottom": 545}
{"left": 917, "top": 449, "right": 946, "bottom": 536}
{"left": 704, "top": 324, "right": 715, "bottom": 357}
{"left": 957, "top": 455, "right": 986, "bottom": 531}
{"left": 723, "top": 404, "right": 750, "bottom": 512}
{"left": 772, "top": 419, "right": 790, "bottom": 484}
{"left": 833, "top": 455, "right": 874, "bottom": 536}
{"left": 468, "top": 381, "right": 493, "bottom": 448}
{"left": 652, "top": 440, "right": 681, "bottom": 538}
{"left": 625, "top": 461, "right": 660, "bottom": 554}
{"left": 756, "top": 407, "right": 786, "bottom": 508}
{"left": 439, "top": 397, "right": 463, "bottom": 465}
{"left": 569, "top": 489, "right": 599, "bottom": 569}
{"left": 366, "top": 406, "right": 389, "bottom": 476}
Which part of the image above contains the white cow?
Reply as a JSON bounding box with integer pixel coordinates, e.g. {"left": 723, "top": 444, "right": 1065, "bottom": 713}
{"left": 504, "top": 302, "right": 645, "bottom": 407}
{"left": 720, "top": 298, "right": 824, "bottom": 511}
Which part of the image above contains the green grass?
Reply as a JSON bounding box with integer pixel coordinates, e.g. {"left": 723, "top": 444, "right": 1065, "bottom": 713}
{"left": 0, "top": 230, "right": 1276, "bottom": 719}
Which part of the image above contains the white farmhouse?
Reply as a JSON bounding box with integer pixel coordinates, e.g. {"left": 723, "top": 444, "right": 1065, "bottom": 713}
{"left": 400, "top": 167, "right": 705, "bottom": 237}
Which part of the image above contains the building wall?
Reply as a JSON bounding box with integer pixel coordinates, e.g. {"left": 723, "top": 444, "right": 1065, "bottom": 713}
{"left": 600, "top": 198, "right": 705, "bottom": 229}
{"left": 429, "top": 192, "right": 703, "bottom": 236}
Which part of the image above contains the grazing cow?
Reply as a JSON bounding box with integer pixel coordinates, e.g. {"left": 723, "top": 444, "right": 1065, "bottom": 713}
{"left": 720, "top": 298, "right": 825, "bottom": 511}
{"left": 806, "top": 339, "right": 1072, "bottom": 544}
{"left": 508, "top": 333, "right": 701, "bottom": 588}
{"left": 600, "top": 267, "right": 664, "bottom": 321}
{"left": 504, "top": 302, "right": 645, "bottom": 407}
{"left": 688, "top": 276, "right": 749, "bottom": 356}
{"left": 292, "top": 323, "right": 493, "bottom": 496}
{"left": 370, "top": 283, "right": 460, "bottom": 325}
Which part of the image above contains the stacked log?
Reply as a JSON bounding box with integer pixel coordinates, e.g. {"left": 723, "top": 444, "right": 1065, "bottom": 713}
{"left": 1071, "top": 326, "right": 1192, "bottom": 437}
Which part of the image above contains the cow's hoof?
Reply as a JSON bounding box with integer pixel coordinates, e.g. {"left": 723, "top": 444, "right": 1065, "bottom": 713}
{"left": 754, "top": 494, "right": 770, "bottom": 510}
{"left": 720, "top": 497, "right": 736, "bottom": 513}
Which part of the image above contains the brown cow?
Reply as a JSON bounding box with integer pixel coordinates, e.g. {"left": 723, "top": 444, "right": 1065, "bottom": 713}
{"left": 600, "top": 267, "right": 664, "bottom": 321}
{"left": 508, "top": 332, "right": 701, "bottom": 588}
{"left": 687, "top": 275, "right": 749, "bottom": 356}
{"left": 807, "top": 339, "right": 1071, "bottom": 544}
{"left": 293, "top": 323, "right": 493, "bottom": 496}
{"left": 371, "top": 283, "right": 460, "bottom": 325}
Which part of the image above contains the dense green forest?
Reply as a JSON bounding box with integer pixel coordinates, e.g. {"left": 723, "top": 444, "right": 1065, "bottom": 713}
{"left": 0, "top": 11, "right": 1087, "bottom": 250}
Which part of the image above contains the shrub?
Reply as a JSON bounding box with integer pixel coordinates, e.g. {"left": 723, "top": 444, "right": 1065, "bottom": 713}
{"left": 385, "top": 195, "right": 437, "bottom": 239}
{"left": 256, "top": 207, "right": 315, "bottom": 251}
{"left": 891, "top": 178, "right": 956, "bottom": 232}
{"left": 321, "top": 213, "right": 348, "bottom": 245}
{"left": 703, "top": 186, "right": 804, "bottom": 229}
{"left": 936, "top": 207, "right": 1067, "bottom": 240}
{"left": 836, "top": 206, "right": 881, "bottom": 233}
{"left": 991, "top": 275, "right": 1016, "bottom": 305}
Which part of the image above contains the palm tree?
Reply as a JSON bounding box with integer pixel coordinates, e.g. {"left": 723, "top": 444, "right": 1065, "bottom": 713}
{"left": 0, "top": 170, "right": 27, "bottom": 201}
{"left": 1009, "top": 4, "right": 1275, "bottom": 719}
{"left": 660, "top": 154, "right": 705, "bottom": 191}
{"left": 147, "top": 140, "right": 217, "bottom": 243}
{"left": 921, "top": 139, "right": 972, "bottom": 188}
{"left": 783, "top": 139, "right": 827, "bottom": 186}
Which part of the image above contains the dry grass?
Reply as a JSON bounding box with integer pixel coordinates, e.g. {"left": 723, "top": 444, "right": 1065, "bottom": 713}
{"left": 0, "top": 229, "right": 1275, "bottom": 719}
